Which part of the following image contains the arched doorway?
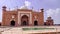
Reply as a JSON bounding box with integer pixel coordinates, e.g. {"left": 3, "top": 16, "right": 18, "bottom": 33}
{"left": 34, "top": 21, "right": 38, "bottom": 26}
{"left": 21, "top": 15, "right": 29, "bottom": 26}
{"left": 44, "top": 23, "right": 46, "bottom": 25}
{"left": 10, "top": 20, "right": 15, "bottom": 26}
{"left": 0, "top": 23, "right": 1, "bottom": 26}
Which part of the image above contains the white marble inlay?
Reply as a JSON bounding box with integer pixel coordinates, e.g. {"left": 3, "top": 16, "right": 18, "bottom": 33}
{"left": 12, "top": 15, "right": 15, "bottom": 19}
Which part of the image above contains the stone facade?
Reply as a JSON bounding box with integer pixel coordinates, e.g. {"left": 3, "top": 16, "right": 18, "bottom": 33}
{"left": 1, "top": 6, "right": 54, "bottom": 26}
{"left": 2, "top": 6, "right": 44, "bottom": 26}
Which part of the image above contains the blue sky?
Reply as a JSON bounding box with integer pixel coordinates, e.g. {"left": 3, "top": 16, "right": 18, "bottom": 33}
{"left": 0, "top": 0, "right": 60, "bottom": 24}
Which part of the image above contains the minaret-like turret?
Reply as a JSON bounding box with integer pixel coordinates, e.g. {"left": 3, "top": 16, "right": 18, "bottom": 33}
{"left": 40, "top": 8, "right": 44, "bottom": 25}
{"left": 2, "top": 6, "right": 7, "bottom": 11}
{"left": 2, "top": 6, "right": 7, "bottom": 26}
{"left": 40, "top": 8, "right": 44, "bottom": 12}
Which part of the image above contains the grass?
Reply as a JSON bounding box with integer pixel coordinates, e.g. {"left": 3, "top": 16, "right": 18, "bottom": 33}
{"left": 22, "top": 28, "right": 55, "bottom": 31}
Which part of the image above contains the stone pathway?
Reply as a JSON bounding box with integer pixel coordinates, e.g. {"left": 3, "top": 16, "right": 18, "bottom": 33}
{"left": 0, "top": 26, "right": 60, "bottom": 34}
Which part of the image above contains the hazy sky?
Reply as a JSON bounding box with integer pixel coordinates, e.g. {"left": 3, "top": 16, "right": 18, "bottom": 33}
{"left": 0, "top": 0, "right": 60, "bottom": 24}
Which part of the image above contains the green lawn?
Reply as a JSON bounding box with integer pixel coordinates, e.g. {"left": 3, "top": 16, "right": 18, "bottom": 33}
{"left": 22, "top": 28, "right": 55, "bottom": 31}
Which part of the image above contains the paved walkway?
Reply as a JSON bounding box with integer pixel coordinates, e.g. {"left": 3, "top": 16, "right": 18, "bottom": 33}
{"left": 0, "top": 26, "right": 60, "bottom": 34}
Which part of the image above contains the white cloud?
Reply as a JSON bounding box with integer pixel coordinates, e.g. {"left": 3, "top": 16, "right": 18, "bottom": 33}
{"left": 46, "top": 8, "right": 60, "bottom": 17}
{"left": 0, "top": 20, "right": 2, "bottom": 22}
{"left": 46, "top": 8, "right": 60, "bottom": 24}
{"left": 24, "top": 1, "right": 31, "bottom": 6}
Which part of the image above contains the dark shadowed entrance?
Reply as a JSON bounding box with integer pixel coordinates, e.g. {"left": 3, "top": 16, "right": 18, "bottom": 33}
{"left": 22, "top": 21, "right": 27, "bottom": 26}
{"left": 10, "top": 20, "right": 15, "bottom": 26}
{"left": 44, "top": 23, "right": 46, "bottom": 25}
{"left": 34, "top": 21, "right": 38, "bottom": 26}
{"left": 21, "top": 15, "right": 29, "bottom": 26}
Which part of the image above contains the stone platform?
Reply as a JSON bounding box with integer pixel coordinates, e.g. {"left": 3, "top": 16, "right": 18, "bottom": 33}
{"left": 0, "top": 26, "right": 60, "bottom": 34}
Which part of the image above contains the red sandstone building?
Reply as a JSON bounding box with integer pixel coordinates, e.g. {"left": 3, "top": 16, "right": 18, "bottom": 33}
{"left": 1, "top": 6, "right": 54, "bottom": 26}
{"left": 44, "top": 17, "right": 54, "bottom": 26}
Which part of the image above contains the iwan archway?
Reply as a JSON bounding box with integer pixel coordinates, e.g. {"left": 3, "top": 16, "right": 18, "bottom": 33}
{"left": 21, "top": 15, "right": 29, "bottom": 26}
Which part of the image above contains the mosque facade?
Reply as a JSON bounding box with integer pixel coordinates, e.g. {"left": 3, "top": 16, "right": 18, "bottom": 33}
{"left": 1, "top": 6, "right": 54, "bottom": 26}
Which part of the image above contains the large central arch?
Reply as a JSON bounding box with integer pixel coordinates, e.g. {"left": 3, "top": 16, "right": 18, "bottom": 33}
{"left": 21, "top": 15, "right": 29, "bottom": 26}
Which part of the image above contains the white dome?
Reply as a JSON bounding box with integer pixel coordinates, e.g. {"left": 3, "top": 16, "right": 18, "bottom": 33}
{"left": 20, "top": 5, "right": 28, "bottom": 9}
